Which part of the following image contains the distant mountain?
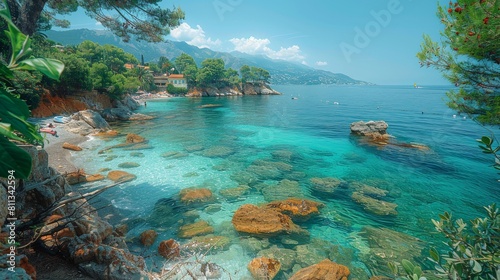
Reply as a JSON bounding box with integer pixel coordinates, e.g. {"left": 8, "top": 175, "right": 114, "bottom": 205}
{"left": 45, "top": 29, "right": 370, "bottom": 85}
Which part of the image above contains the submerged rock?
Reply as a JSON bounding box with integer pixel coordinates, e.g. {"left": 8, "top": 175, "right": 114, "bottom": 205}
{"left": 232, "top": 204, "right": 306, "bottom": 237}
{"left": 262, "top": 179, "right": 304, "bottom": 202}
{"left": 201, "top": 146, "right": 235, "bottom": 158}
{"left": 219, "top": 185, "right": 251, "bottom": 201}
{"left": 125, "top": 133, "right": 145, "bottom": 144}
{"left": 266, "top": 198, "right": 324, "bottom": 222}
{"left": 86, "top": 174, "right": 105, "bottom": 182}
{"left": 310, "top": 177, "right": 344, "bottom": 195}
{"left": 349, "top": 182, "right": 388, "bottom": 198}
{"left": 179, "top": 187, "right": 214, "bottom": 205}
{"left": 247, "top": 257, "right": 281, "bottom": 280}
{"left": 139, "top": 229, "right": 157, "bottom": 247}
{"left": 351, "top": 191, "right": 397, "bottom": 216}
{"left": 177, "top": 220, "right": 214, "bottom": 238}
{"left": 149, "top": 197, "right": 188, "bottom": 227}
{"left": 107, "top": 170, "right": 136, "bottom": 182}
{"left": 118, "top": 162, "right": 140, "bottom": 168}
{"left": 185, "top": 235, "right": 231, "bottom": 252}
{"left": 288, "top": 259, "right": 350, "bottom": 280}
{"left": 357, "top": 226, "right": 424, "bottom": 276}
{"left": 258, "top": 245, "right": 297, "bottom": 272}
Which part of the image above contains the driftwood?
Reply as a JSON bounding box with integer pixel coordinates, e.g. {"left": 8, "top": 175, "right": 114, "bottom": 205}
{"left": 17, "top": 179, "right": 125, "bottom": 235}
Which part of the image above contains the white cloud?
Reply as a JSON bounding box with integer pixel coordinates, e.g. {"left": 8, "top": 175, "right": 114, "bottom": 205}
{"left": 95, "top": 21, "right": 102, "bottom": 26}
{"left": 170, "top": 23, "right": 222, "bottom": 49}
{"left": 229, "top": 36, "right": 305, "bottom": 62}
{"left": 316, "top": 61, "right": 328, "bottom": 66}
{"left": 229, "top": 36, "right": 271, "bottom": 54}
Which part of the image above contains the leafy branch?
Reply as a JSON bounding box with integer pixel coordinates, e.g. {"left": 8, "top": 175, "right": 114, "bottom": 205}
{"left": 0, "top": 0, "right": 64, "bottom": 179}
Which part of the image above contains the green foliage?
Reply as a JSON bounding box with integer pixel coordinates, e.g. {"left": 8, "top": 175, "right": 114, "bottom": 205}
{"left": 11, "top": 71, "right": 44, "bottom": 108}
{"left": 6, "top": 0, "right": 185, "bottom": 42}
{"left": 158, "top": 56, "right": 173, "bottom": 74}
{"left": 0, "top": 0, "right": 63, "bottom": 178}
{"left": 429, "top": 204, "right": 500, "bottom": 279}
{"left": 392, "top": 204, "right": 500, "bottom": 280}
{"left": 90, "top": 62, "right": 113, "bottom": 94}
{"left": 166, "top": 84, "right": 188, "bottom": 95}
{"left": 197, "top": 58, "right": 225, "bottom": 87}
{"left": 417, "top": 0, "right": 500, "bottom": 125}
{"left": 175, "top": 53, "right": 197, "bottom": 87}
{"left": 239, "top": 65, "right": 271, "bottom": 84}
{"left": 224, "top": 68, "right": 241, "bottom": 87}
{"left": 477, "top": 135, "right": 500, "bottom": 177}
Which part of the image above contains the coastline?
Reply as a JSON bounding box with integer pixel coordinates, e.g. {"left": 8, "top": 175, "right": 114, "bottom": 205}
{"left": 32, "top": 117, "right": 89, "bottom": 174}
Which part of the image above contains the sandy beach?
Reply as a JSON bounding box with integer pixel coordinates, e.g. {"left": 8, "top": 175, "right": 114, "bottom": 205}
{"left": 32, "top": 117, "right": 89, "bottom": 174}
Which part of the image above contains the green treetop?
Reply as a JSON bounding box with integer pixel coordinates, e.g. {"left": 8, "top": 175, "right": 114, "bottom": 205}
{"left": 417, "top": 0, "right": 499, "bottom": 125}
{"left": 4, "top": 0, "right": 184, "bottom": 42}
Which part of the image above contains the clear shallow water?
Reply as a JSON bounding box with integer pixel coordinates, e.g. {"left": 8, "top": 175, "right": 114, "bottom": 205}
{"left": 73, "top": 85, "right": 499, "bottom": 279}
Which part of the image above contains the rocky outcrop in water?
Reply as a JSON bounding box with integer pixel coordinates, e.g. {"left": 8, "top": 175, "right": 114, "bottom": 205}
{"left": 232, "top": 204, "right": 307, "bottom": 237}
{"left": 288, "top": 259, "right": 350, "bottom": 280}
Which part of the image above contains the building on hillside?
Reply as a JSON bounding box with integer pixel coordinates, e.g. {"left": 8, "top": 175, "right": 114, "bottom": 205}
{"left": 168, "top": 74, "right": 187, "bottom": 89}
{"left": 154, "top": 74, "right": 187, "bottom": 91}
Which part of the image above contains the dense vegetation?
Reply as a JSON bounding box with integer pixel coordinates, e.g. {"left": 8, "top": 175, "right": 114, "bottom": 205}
{"left": 0, "top": 1, "right": 63, "bottom": 178}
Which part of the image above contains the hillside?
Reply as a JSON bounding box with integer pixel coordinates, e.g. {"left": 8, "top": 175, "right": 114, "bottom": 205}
{"left": 45, "top": 29, "right": 370, "bottom": 85}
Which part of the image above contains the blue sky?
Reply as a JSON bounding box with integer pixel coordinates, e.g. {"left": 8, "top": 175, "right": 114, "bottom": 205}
{"left": 59, "top": 0, "right": 449, "bottom": 85}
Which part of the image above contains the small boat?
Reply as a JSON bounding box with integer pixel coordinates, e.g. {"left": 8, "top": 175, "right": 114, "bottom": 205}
{"left": 53, "top": 116, "right": 69, "bottom": 123}
{"left": 291, "top": 97, "right": 298, "bottom": 100}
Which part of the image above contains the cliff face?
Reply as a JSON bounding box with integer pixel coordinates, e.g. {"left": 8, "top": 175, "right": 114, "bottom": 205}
{"left": 32, "top": 91, "right": 113, "bottom": 118}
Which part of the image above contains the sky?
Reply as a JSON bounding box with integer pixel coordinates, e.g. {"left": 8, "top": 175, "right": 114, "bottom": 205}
{"left": 58, "top": 0, "right": 450, "bottom": 85}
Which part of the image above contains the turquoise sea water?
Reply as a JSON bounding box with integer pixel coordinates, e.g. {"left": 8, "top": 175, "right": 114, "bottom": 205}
{"left": 73, "top": 85, "right": 499, "bottom": 279}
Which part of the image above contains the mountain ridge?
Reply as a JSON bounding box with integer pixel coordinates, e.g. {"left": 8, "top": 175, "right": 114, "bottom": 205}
{"left": 45, "top": 29, "right": 370, "bottom": 85}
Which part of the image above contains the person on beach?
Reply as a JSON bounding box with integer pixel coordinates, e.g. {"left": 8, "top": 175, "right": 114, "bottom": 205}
{"left": 144, "top": 101, "right": 147, "bottom": 108}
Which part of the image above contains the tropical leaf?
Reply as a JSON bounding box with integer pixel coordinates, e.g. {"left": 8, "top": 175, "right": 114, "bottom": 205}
{"left": 16, "top": 58, "right": 64, "bottom": 81}
{"left": 0, "top": 91, "right": 43, "bottom": 144}
{"left": 0, "top": 136, "right": 32, "bottom": 179}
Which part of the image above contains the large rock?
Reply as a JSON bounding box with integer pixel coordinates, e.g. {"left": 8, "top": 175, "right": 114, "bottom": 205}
{"left": 158, "top": 239, "right": 180, "bottom": 259}
{"left": 71, "top": 109, "right": 111, "bottom": 131}
{"left": 288, "top": 259, "right": 350, "bottom": 280}
{"left": 350, "top": 121, "right": 388, "bottom": 136}
{"left": 18, "top": 145, "right": 50, "bottom": 182}
{"left": 266, "top": 198, "right": 323, "bottom": 221}
{"left": 232, "top": 204, "right": 304, "bottom": 237}
{"left": 247, "top": 257, "right": 281, "bottom": 280}
{"left": 65, "top": 119, "right": 95, "bottom": 135}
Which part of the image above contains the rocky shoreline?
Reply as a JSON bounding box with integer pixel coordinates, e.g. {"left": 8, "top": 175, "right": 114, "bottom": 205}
{"left": 1, "top": 95, "right": 432, "bottom": 279}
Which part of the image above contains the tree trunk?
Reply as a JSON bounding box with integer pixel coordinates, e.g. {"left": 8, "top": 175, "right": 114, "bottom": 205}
{"left": 7, "top": 0, "right": 48, "bottom": 35}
